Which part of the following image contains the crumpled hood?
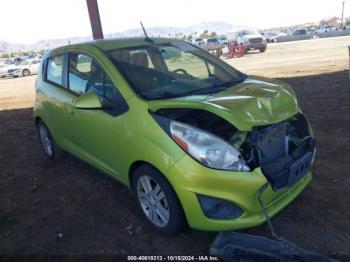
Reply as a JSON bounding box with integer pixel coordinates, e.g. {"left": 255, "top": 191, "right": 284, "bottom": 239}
{"left": 148, "top": 76, "right": 299, "bottom": 131}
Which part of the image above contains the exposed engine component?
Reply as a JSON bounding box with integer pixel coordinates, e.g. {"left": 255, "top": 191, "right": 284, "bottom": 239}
{"left": 154, "top": 108, "right": 315, "bottom": 191}
{"left": 241, "top": 113, "right": 316, "bottom": 190}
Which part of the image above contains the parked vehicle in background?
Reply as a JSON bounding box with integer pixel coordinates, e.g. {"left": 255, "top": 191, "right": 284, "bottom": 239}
{"left": 292, "top": 28, "right": 308, "bottom": 36}
{"left": 202, "top": 38, "right": 225, "bottom": 57}
{"left": 265, "top": 32, "right": 288, "bottom": 43}
{"left": 343, "top": 24, "right": 350, "bottom": 30}
{"left": 193, "top": 38, "right": 205, "bottom": 46}
{"left": 316, "top": 25, "right": 336, "bottom": 34}
{"left": 307, "top": 26, "right": 317, "bottom": 34}
{"left": 0, "top": 58, "right": 41, "bottom": 78}
{"left": 3, "top": 59, "right": 15, "bottom": 65}
{"left": 0, "top": 64, "right": 7, "bottom": 78}
{"left": 0, "top": 63, "right": 21, "bottom": 78}
{"left": 218, "top": 36, "right": 229, "bottom": 45}
{"left": 205, "top": 38, "right": 224, "bottom": 47}
{"left": 231, "top": 29, "right": 266, "bottom": 53}
{"left": 20, "top": 59, "right": 41, "bottom": 76}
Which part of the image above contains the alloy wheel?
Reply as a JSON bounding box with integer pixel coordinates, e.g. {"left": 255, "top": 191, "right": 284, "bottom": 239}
{"left": 136, "top": 175, "right": 170, "bottom": 227}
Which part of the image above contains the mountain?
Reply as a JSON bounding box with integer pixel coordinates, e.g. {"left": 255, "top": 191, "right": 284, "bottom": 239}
{"left": 0, "top": 40, "right": 26, "bottom": 52}
{"left": 0, "top": 21, "right": 242, "bottom": 52}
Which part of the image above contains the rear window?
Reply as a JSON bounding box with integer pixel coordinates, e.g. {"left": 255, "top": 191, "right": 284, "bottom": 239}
{"left": 46, "top": 55, "right": 64, "bottom": 86}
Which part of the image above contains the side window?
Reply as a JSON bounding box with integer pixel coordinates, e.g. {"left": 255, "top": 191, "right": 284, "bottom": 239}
{"left": 46, "top": 55, "right": 64, "bottom": 85}
{"left": 68, "top": 52, "right": 122, "bottom": 106}
{"left": 69, "top": 53, "right": 104, "bottom": 95}
{"left": 104, "top": 73, "right": 119, "bottom": 102}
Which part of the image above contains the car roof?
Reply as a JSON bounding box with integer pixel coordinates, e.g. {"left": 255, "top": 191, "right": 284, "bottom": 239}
{"left": 52, "top": 37, "right": 180, "bottom": 53}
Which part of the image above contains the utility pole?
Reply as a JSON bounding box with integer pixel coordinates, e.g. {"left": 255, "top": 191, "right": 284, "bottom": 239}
{"left": 341, "top": 1, "right": 345, "bottom": 29}
{"left": 86, "top": 0, "right": 104, "bottom": 40}
{"left": 341, "top": 0, "right": 349, "bottom": 30}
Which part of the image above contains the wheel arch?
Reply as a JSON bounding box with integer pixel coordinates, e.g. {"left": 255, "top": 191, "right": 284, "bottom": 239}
{"left": 129, "top": 161, "right": 161, "bottom": 190}
{"left": 34, "top": 116, "right": 42, "bottom": 126}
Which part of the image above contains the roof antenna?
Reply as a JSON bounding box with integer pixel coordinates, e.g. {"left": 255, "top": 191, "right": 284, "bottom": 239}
{"left": 140, "top": 21, "right": 153, "bottom": 43}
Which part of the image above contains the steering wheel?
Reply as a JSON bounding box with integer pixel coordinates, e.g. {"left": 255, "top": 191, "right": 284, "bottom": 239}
{"left": 172, "top": 68, "right": 190, "bottom": 76}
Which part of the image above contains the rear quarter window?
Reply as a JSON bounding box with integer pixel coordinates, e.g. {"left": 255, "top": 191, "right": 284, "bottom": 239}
{"left": 46, "top": 55, "right": 64, "bottom": 86}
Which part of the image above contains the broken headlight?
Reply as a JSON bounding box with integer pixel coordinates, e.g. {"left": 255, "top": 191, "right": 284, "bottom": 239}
{"left": 170, "top": 121, "right": 250, "bottom": 171}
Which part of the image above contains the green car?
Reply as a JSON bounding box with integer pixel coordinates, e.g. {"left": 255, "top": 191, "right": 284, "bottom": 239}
{"left": 34, "top": 38, "right": 316, "bottom": 235}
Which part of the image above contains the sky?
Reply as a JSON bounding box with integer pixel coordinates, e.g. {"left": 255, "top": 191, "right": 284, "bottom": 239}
{"left": 0, "top": 0, "right": 348, "bottom": 44}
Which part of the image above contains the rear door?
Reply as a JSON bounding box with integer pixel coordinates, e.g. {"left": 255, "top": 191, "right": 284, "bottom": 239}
{"left": 41, "top": 53, "right": 77, "bottom": 148}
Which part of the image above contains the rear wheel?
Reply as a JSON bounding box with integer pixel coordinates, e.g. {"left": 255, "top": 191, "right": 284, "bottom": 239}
{"left": 132, "top": 164, "right": 186, "bottom": 235}
{"left": 36, "top": 121, "right": 64, "bottom": 160}
{"left": 22, "top": 69, "right": 31, "bottom": 77}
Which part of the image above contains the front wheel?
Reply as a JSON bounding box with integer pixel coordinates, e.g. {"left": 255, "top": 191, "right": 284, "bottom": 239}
{"left": 259, "top": 46, "right": 267, "bottom": 53}
{"left": 132, "top": 164, "right": 187, "bottom": 235}
{"left": 22, "top": 69, "right": 31, "bottom": 77}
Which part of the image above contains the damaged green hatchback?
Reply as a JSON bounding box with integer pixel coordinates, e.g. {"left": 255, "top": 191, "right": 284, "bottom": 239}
{"left": 34, "top": 38, "right": 316, "bottom": 235}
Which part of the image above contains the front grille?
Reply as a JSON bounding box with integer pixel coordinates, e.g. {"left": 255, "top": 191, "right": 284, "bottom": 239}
{"left": 8, "top": 69, "right": 17, "bottom": 73}
{"left": 249, "top": 38, "right": 263, "bottom": 44}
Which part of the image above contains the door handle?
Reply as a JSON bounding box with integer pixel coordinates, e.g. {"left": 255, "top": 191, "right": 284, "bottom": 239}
{"left": 68, "top": 109, "right": 75, "bottom": 115}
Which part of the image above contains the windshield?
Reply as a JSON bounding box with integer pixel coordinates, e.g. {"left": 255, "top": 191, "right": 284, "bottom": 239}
{"left": 106, "top": 41, "right": 245, "bottom": 100}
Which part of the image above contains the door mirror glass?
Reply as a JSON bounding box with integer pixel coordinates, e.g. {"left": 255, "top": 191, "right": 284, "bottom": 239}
{"left": 73, "top": 92, "right": 103, "bottom": 109}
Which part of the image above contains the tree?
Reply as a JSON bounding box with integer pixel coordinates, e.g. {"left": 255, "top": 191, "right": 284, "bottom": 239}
{"left": 200, "top": 30, "right": 210, "bottom": 38}
{"left": 1, "top": 53, "right": 10, "bottom": 59}
{"left": 210, "top": 31, "right": 217, "bottom": 37}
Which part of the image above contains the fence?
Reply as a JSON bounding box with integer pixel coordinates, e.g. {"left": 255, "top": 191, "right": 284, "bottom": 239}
{"left": 277, "top": 30, "right": 350, "bottom": 43}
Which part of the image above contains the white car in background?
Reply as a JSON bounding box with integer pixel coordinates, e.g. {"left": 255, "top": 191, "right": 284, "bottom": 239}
{"left": 0, "top": 59, "right": 40, "bottom": 78}
{"left": 19, "top": 59, "right": 40, "bottom": 76}
{"left": 0, "top": 63, "right": 21, "bottom": 78}
{"left": 0, "top": 64, "right": 7, "bottom": 78}
{"left": 193, "top": 38, "right": 205, "bottom": 46}
{"left": 266, "top": 32, "right": 288, "bottom": 43}
{"left": 343, "top": 24, "right": 350, "bottom": 30}
{"left": 235, "top": 29, "right": 267, "bottom": 53}
{"left": 316, "top": 25, "right": 336, "bottom": 34}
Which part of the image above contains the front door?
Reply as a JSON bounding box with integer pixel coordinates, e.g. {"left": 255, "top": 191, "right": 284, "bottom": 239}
{"left": 64, "top": 52, "right": 129, "bottom": 177}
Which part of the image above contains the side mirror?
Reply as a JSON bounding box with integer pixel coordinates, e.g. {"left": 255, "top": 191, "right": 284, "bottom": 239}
{"left": 73, "top": 92, "right": 103, "bottom": 109}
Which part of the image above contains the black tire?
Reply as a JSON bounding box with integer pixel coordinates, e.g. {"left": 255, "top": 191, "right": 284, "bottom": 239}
{"left": 132, "top": 164, "right": 187, "bottom": 235}
{"left": 22, "top": 69, "right": 31, "bottom": 77}
{"left": 36, "top": 120, "right": 65, "bottom": 160}
{"left": 259, "top": 46, "right": 267, "bottom": 53}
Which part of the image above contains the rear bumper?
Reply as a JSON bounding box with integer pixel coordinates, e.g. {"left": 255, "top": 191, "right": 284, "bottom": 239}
{"left": 165, "top": 155, "right": 312, "bottom": 231}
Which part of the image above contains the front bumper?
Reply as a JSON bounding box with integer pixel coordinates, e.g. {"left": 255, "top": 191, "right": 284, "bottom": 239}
{"left": 245, "top": 43, "right": 266, "bottom": 50}
{"left": 166, "top": 155, "right": 311, "bottom": 231}
{"left": 7, "top": 70, "right": 20, "bottom": 77}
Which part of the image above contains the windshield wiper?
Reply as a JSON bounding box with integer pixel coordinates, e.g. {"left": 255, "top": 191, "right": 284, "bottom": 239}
{"left": 145, "top": 78, "right": 246, "bottom": 100}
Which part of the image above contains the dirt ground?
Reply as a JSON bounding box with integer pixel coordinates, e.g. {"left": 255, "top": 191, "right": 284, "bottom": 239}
{"left": 0, "top": 36, "right": 349, "bottom": 259}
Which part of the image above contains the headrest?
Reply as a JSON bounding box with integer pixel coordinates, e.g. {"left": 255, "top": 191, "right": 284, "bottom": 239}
{"left": 111, "top": 50, "right": 130, "bottom": 64}
{"left": 130, "top": 52, "right": 149, "bottom": 68}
